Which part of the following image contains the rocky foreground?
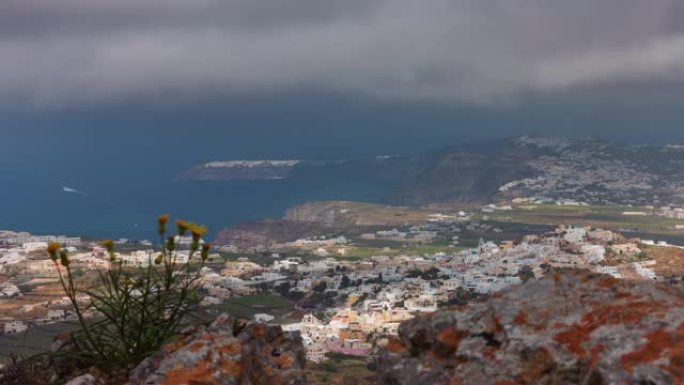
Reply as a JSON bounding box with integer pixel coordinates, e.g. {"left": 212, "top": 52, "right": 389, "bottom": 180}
{"left": 128, "top": 314, "right": 307, "bottom": 385}
{"left": 378, "top": 271, "right": 684, "bottom": 385}
{"left": 61, "top": 272, "right": 684, "bottom": 385}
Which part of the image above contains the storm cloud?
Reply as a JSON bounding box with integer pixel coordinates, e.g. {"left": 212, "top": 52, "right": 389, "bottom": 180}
{"left": 2, "top": 0, "right": 684, "bottom": 106}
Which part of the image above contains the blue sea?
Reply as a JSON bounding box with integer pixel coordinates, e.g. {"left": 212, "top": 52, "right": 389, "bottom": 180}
{"left": 0, "top": 136, "right": 399, "bottom": 240}
{"left": 3, "top": 95, "right": 675, "bottom": 241}
{"left": 0, "top": 103, "right": 477, "bottom": 241}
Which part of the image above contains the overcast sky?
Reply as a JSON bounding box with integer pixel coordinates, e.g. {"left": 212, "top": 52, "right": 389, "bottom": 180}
{"left": 1, "top": 0, "right": 684, "bottom": 108}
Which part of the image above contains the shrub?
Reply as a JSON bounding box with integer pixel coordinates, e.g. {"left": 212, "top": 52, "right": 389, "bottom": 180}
{"left": 321, "top": 361, "right": 338, "bottom": 372}
{"left": 47, "top": 215, "right": 209, "bottom": 375}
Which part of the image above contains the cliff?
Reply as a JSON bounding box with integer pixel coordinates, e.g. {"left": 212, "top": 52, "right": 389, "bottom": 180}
{"left": 213, "top": 219, "right": 330, "bottom": 249}
{"left": 178, "top": 160, "right": 302, "bottom": 181}
{"left": 378, "top": 271, "right": 684, "bottom": 385}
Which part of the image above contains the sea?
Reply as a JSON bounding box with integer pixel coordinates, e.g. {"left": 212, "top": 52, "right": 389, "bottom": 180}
{"left": 3, "top": 95, "right": 669, "bottom": 241}
{"left": 0, "top": 108, "right": 474, "bottom": 241}
{"left": 0, "top": 142, "right": 388, "bottom": 241}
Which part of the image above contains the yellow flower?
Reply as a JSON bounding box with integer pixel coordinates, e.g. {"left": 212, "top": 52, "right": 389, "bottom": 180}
{"left": 47, "top": 243, "right": 61, "bottom": 261}
{"left": 175, "top": 220, "right": 189, "bottom": 236}
{"left": 154, "top": 254, "right": 164, "bottom": 265}
{"left": 189, "top": 224, "right": 207, "bottom": 242}
{"left": 157, "top": 214, "right": 170, "bottom": 234}
{"left": 100, "top": 240, "right": 115, "bottom": 253}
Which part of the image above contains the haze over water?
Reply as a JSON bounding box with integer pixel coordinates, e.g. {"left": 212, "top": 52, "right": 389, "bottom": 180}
{"left": 3, "top": 97, "right": 684, "bottom": 240}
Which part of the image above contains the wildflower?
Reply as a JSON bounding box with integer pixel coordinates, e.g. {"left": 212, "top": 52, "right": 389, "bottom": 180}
{"left": 47, "top": 243, "right": 60, "bottom": 261}
{"left": 166, "top": 236, "right": 176, "bottom": 252}
{"left": 201, "top": 244, "right": 211, "bottom": 261}
{"left": 175, "top": 220, "right": 189, "bottom": 236}
{"left": 100, "top": 240, "right": 115, "bottom": 254}
{"left": 189, "top": 225, "right": 207, "bottom": 242}
{"left": 154, "top": 254, "right": 163, "bottom": 265}
{"left": 157, "top": 214, "right": 170, "bottom": 234}
{"left": 59, "top": 251, "right": 70, "bottom": 267}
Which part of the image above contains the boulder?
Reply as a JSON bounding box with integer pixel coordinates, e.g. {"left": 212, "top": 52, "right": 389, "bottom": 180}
{"left": 130, "top": 314, "right": 307, "bottom": 385}
{"left": 378, "top": 272, "right": 684, "bottom": 385}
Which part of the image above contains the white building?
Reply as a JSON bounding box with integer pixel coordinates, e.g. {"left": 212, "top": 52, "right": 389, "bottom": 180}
{"left": 4, "top": 321, "right": 27, "bottom": 334}
{"left": 581, "top": 245, "right": 606, "bottom": 263}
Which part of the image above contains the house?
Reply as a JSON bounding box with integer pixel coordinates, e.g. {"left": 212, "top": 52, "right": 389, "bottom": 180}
{"left": 254, "top": 313, "right": 275, "bottom": 323}
{"left": 581, "top": 245, "right": 606, "bottom": 263}
{"left": 47, "top": 309, "right": 67, "bottom": 321}
{"left": 0, "top": 283, "right": 20, "bottom": 298}
{"left": 563, "top": 226, "right": 587, "bottom": 244}
{"left": 633, "top": 261, "right": 657, "bottom": 280}
{"left": 611, "top": 243, "right": 641, "bottom": 256}
{"left": 4, "top": 321, "right": 28, "bottom": 334}
{"left": 595, "top": 266, "right": 622, "bottom": 279}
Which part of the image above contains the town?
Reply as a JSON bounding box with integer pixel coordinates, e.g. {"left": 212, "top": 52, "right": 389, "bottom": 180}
{"left": 1, "top": 204, "right": 681, "bottom": 365}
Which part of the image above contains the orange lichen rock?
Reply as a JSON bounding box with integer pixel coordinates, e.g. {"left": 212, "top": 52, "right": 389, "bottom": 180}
{"left": 435, "top": 326, "right": 464, "bottom": 354}
{"left": 620, "top": 323, "right": 684, "bottom": 377}
{"left": 129, "top": 314, "right": 306, "bottom": 385}
{"left": 386, "top": 336, "right": 408, "bottom": 354}
{"left": 378, "top": 271, "right": 684, "bottom": 385}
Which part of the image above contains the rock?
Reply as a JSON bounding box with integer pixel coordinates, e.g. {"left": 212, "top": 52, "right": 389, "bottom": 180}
{"left": 378, "top": 271, "right": 684, "bottom": 385}
{"left": 130, "top": 313, "right": 307, "bottom": 385}
{"left": 64, "top": 374, "right": 96, "bottom": 385}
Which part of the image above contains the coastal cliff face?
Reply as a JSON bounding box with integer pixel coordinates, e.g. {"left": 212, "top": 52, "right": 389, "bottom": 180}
{"left": 178, "top": 160, "right": 302, "bottom": 181}
{"left": 129, "top": 314, "right": 307, "bottom": 385}
{"left": 378, "top": 272, "right": 684, "bottom": 385}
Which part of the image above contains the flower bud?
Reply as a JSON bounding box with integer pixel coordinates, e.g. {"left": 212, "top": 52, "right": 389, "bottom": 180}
{"left": 157, "top": 214, "right": 170, "bottom": 234}
{"left": 47, "top": 243, "right": 60, "bottom": 261}
{"left": 100, "top": 240, "right": 114, "bottom": 254}
{"left": 166, "top": 236, "right": 176, "bottom": 252}
{"left": 59, "top": 251, "right": 70, "bottom": 267}
{"left": 201, "top": 244, "right": 211, "bottom": 261}
{"left": 154, "top": 254, "right": 163, "bottom": 265}
{"left": 175, "top": 220, "right": 189, "bottom": 236}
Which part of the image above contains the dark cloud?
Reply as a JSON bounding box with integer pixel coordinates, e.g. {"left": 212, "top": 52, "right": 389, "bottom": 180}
{"left": 0, "top": 0, "right": 683, "bottom": 106}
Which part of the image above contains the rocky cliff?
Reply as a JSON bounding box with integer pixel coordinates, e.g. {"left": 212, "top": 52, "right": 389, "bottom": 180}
{"left": 378, "top": 271, "right": 684, "bottom": 385}
{"left": 178, "top": 160, "right": 302, "bottom": 181}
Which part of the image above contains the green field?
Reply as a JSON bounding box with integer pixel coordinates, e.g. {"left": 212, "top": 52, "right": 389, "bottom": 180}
{"left": 308, "top": 354, "right": 375, "bottom": 385}
{"left": 0, "top": 322, "right": 79, "bottom": 363}
{"left": 207, "top": 295, "right": 294, "bottom": 320}
{"left": 335, "top": 243, "right": 462, "bottom": 261}
{"left": 483, "top": 204, "right": 684, "bottom": 242}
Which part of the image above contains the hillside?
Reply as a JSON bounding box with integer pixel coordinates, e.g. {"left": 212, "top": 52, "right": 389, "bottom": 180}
{"left": 183, "top": 137, "right": 684, "bottom": 208}
{"left": 388, "top": 136, "right": 684, "bottom": 206}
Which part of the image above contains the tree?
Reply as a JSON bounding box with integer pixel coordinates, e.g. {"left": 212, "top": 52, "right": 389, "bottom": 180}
{"left": 313, "top": 281, "right": 327, "bottom": 293}
{"left": 275, "top": 281, "right": 291, "bottom": 297}
{"left": 518, "top": 265, "right": 535, "bottom": 283}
